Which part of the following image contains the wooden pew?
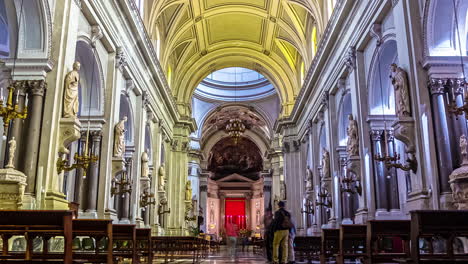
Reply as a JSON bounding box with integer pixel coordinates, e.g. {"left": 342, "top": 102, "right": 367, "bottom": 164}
{"left": 72, "top": 219, "right": 113, "bottom": 263}
{"left": 320, "top": 228, "right": 339, "bottom": 264}
{"left": 337, "top": 224, "right": 367, "bottom": 264}
{"left": 112, "top": 224, "right": 136, "bottom": 263}
{"left": 152, "top": 236, "right": 205, "bottom": 263}
{"left": 0, "top": 210, "right": 73, "bottom": 263}
{"left": 410, "top": 210, "right": 468, "bottom": 263}
{"left": 366, "top": 220, "right": 411, "bottom": 263}
{"left": 294, "top": 236, "right": 321, "bottom": 263}
{"left": 135, "top": 228, "right": 152, "bottom": 264}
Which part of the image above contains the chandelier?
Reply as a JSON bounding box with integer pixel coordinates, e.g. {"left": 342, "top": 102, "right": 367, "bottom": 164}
{"left": 226, "top": 118, "right": 245, "bottom": 143}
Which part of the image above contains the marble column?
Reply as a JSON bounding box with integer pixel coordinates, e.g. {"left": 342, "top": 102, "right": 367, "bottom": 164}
{"left": 22, "top": 80, "right": 46, "bottom": 195}
{"left": 120, "top": 157, "right": 133, "bottom": 223}
{"left": 9, "top": 81, "right": 27, "bottom": 169}
{"left": 371, "top": 130, "right": 388, "bottom": 212}
{"left": 199, "top": 175, "right": 208, "bottom": 232}
{"left": 74, "top": 133, "right": 87, "bottom": 209}
{"left": 86, "top": 131, "right": 102, "bottom": 215}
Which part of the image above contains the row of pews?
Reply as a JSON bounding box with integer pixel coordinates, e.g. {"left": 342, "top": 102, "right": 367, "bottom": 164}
{"left": 294, "top": 210, "right": 468, "bottom": 264}
{"left": 0, "top": 210, "right": 209, "bottom": 263}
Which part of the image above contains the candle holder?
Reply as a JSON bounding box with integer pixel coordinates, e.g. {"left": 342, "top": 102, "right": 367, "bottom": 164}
{"left": 316, "top": 186, "right": 332, "bottom": 208}
{"left": 301, "top": 198, "right": 314, "bottom": 215}
{"left": 447, "top": 81, "right": 468, "bottom": 119}
{"left": 111, "top": 172, "right": 132, "bottom": 198}
{"left": 140, "top": 189, "right": 156, "bottom": 208}
{"left": 0, "top": 84, "right": 27, "bottom": 135}
{"left": 56, "top": 152, "right": 98, "bottom": 175}
{"left": 341, "top": 171, "right": 362, "bottom": 195}
{"left": 374, "top": 152, "right": 417, "bottom": 173}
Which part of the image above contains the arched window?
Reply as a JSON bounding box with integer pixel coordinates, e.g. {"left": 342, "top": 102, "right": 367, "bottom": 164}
{"left": 369, "top": 40, "right": 398, "bottom": 115}
{"left": 338, "top": 93, "right": 352, "bottom": 146}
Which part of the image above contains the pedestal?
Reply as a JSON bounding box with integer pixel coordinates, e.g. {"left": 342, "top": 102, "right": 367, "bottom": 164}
{"left": 112, "top": 157, "right": 126, "bottom": 177}
{"left": 0, "top": 168, "right": 27, "bottom": 209}
{"left": 44, "top": 191, "right": 69, "bottom": 209}
{"left": 58, "top": 118, "right": 81, "bottom": 154}
{"left": 392, "top": 117, "right": 416, "bottom": 153}
{"left": 354, "top": 208, "right": 368, "bottom": 224}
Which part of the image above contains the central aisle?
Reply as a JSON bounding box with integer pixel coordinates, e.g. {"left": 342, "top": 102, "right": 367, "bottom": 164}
{"left": 156, "top": 246, "right": 268, "bottom": 263}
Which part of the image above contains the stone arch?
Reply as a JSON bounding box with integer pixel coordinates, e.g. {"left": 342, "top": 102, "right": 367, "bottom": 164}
{"left": 75, "top": 40, "right": 104, "bottom": 117}
{"left": 368, "top": 38, "right": 398, "bottom": 116}
{"left": 425, "top": 0, "right": 468, "bottom": 56}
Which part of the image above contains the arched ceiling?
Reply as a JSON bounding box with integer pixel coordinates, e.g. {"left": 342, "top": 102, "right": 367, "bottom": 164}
{"left": 146, "top": 0, "right": 325, "bottom": 116}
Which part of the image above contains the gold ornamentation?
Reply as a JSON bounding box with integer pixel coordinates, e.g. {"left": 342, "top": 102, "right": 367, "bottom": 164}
{"left": 0, "top": 85, "right": 27, "bottom": 135}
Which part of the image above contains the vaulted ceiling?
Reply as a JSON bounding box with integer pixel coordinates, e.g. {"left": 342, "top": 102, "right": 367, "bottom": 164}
{"left": 146, "top": 0, "right": 329, "bottom": 116}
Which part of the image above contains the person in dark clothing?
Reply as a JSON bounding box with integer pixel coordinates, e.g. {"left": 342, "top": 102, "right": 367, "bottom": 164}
{"left": 272, "top": 201, "right": 292, "bottom": 264}
{"left": 263, "top": 209, "right": 273, "bottom": 262}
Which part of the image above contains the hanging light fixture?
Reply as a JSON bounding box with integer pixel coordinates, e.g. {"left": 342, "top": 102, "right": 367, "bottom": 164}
{"left": 225, "top": 68, "right": 245, "bottom": 144}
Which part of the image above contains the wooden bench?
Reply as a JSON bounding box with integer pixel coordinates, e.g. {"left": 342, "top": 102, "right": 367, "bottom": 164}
{"left": 72, "top": 219, "right": 113, "bottom": 263}
{"left": 112, "top": 224, "right": 136, "bottom": 263}
{"left": 337, "top": 224, "right": 367, "bottom": 264}
{"left": 152, "top": 236, "right": 205, "bottom": 263}
{"left": 135, "top": 228, "right": 152, "bottom": 264}
{"left": 0, "top": 210, "right": 73, "bottom": 263}
{"left": 294, "top": 236, "right": 321, "bottom": 263}
{"left": 366, "top": 220, "right": 411, "bottom": 263}
{"left": 320, "top": 228, "right": 339, "bottom": 264}
{"left": 410, "top": 210, "right": 468, "bottom": 263}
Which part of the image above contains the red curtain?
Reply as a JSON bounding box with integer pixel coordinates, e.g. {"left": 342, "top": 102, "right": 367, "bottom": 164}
{"left": 225, "top": 198, "right": 246, "bottom": 230}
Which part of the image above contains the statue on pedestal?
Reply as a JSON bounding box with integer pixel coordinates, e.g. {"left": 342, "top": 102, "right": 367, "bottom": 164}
{"left": 158, "top": 197, "right": 170, "bottom": 228}
{"left": 113, "top": 116, "right": 127, "bottom": 157}
{"left": 321, "top": 148, "right": 330, "bottom": 178}
{"left": 63, "top": 62, "right": 80, "bottom": 118}
{"left": 158, "top": 164, "right": 165, "bottom": 191}
{"left": 346, "top": 115, "right": 359, "bottom": 157}
{"left": 185, "top": 180, "right": 192, "bottom": 201}
{"left": 6, "top": 137, "right": 16, "bottom": 169}
{"left": 141, "top": 150, "right": 149, "bottom": 178}
{"left": 390, "top": 63, "right": 411, "bottom": 118}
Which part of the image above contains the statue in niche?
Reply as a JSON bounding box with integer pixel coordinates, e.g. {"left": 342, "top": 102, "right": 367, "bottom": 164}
{"left": 280, "top": 181, "right": 287, "bottom": 200}
{"left": 346, "top": 115, "right": 359, "bottom": 157}
{"left": 141, "top": 150, "right": 149, "bottom": 178}
{"left": 62, "top": 61, "right": 80, "bottom": 118}
{"left": 390, "top": 63, "right": 411, "bottom": 118}
{"left": 305, "top": 166, "right": 313, "bottom": 192}
{"left": 185, "top": 180, "right": 192, "bottom": 201}
{"left": 321, "top": 148, "right": 330, "bottom": 178}
{"left": 6, "top": 137, "right": 16, "bottom": 169}
{"left": 158, "top": 164, "right": 165, "bottom": 191}
{"left": 158, "top": 196, "right": 170, "bottom": 228}
{"left": 460, "top": 134, "right": 468, "bottom": 161}
{"left": 209, "top": 201, "right": 215, "bottom": 224}
{"left": 113, "top": 116, "right": 127, "bottom": 157}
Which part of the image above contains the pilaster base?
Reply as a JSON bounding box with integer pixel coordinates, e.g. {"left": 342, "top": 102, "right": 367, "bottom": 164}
{"left": 22, "top": 193, "right": 37, "bottom": 209}
{"left": 44, "top": 191, "right": 69, "bottom": 210}
{"left": 439, "top": 193, "right": 456, "bottom": 210}
{"left": 79, "top": 210, "right": 98, "bottom": 219}
{"left": 406, "top": 190, "right": 431, "bottom": 211}
{"left": 354, "top": 208, "right": 368, "bottom": 224}
{"left": 104, "top": 208, "right": 118, "bottom": 223}
{"left": 375, "top": 209, "right": 408, "bottom": 220}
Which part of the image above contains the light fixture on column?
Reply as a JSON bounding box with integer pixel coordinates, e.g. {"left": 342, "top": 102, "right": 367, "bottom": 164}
{"left": 0, "top": 0, "right": 28, "bottom": 135}
{"left": 111, "top": 171, "right": 132, "bottom": 198}
{"left": 447, "top": 0, "right": 468, "bottom": 119}
{"left": 140, "top": 188, "right": 156, "bottom": 208}
{"left": 315, "top": 184, "right": 332, "bottom": 208}
{"left": 340, "top": 169, "right": 362, "bottom": 195}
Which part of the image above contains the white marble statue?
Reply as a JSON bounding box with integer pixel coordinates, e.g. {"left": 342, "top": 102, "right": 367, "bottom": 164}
{"left": 390, "top": 63, "right": 411, "bottom": 118}
{"left": 461, "top": 134, "right": 468, "bottom": 160}
{"left": 346, "top": 114, "right": 359, "bottom": 157}
{"left": 305, "top": 167, "right": 313, "bottom": 192}
{"left": 113, "top": 116, "right": 127, "bottom": 157}
{"left": 158, "top": 163, "right": 165, "bottom": 191}
{"left": 141, "top": 150, "right": 149, "bottom": 178}
{"left": 63, "top": 61, "right": 80, "bottom": 118}
{"left": 321, "top": 148, "right": 330, "bottom": 178}
{"left": 6, "top": 137, "right": 16, "bottom": 169}
{"left": 185, "top": 180, "right": 192, "bottom": 201}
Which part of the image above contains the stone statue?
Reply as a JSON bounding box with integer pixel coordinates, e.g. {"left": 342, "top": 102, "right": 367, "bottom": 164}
{"left": 6, "top": 137, "right": 16, "bottom": 169}
{"left": 158, "top": 197, "right": 170, "bottom": 228}
{"left": 141, "top": 150, "right": 149, "bottom": 178}
{"left": 158, "top": 164, "right": 165, "bottom": 191}
{"left": 346, "top": 114, "right": 359, "bottom": 157}
{"left": 113, "top": 116, "right": 127, "bottom": 157}
{"left": 461, "top": 134, "right": 468, "bottom": 161}
{"left": 305, "top": 167, "right": 313, "bottom": 192}
{"left": 63, "top": 61, "right": 80, "bottom": 118}
{"left": 321, "top": 148, "right": 330, "bottom": 178}
{"left": 390, "top": 63, "right": 411, "bottom": 118}
{"left": 185, "top": 180, "right": 192, "bottom": 201}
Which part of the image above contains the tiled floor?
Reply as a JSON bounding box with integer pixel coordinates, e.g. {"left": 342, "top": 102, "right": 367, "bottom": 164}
{"left": 155, "top": 246, "right": 268, "bottom": 263}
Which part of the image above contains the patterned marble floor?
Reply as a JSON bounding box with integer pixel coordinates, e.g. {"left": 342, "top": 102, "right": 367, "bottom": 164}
{"left": 155, "top": 246, "right": 269, "bottom": 263}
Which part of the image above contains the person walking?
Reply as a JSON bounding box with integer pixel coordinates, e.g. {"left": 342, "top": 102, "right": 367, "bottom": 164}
{"left": 272, "top": 201, "right": 293, "bottom": 264}
{"left": 226, "top": 221, "right": 239, "bottom": 260}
